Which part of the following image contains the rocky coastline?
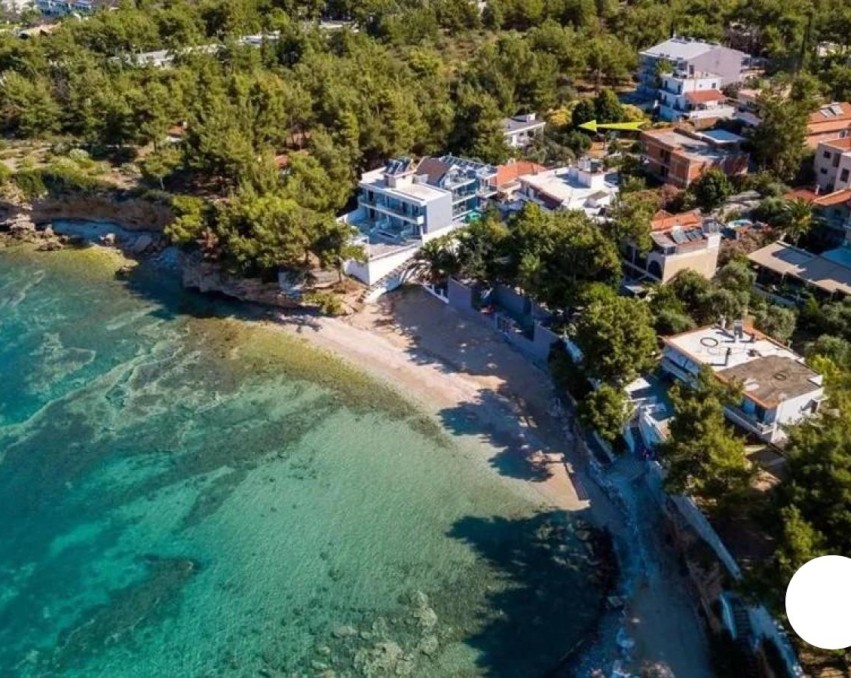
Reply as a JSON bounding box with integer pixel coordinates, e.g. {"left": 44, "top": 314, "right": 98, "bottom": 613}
{"left": 0, "top": 211, "right": 168, "bottom": 257}
{"left": 0, "top": 209, "right": 360, "bottom": 314}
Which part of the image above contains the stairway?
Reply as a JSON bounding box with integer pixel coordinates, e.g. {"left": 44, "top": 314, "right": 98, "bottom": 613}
{"left": 361, "top": 259, "right": 419, "bottom": 302}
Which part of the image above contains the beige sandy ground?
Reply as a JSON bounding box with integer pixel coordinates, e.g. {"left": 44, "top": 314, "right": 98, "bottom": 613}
{"left": 272, "top": 287, "right": 714, "bottom": 677}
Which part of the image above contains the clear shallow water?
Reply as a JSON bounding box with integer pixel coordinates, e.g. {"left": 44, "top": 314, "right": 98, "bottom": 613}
{"left": 0, "top": 243, "right": 602, "bottom": 677}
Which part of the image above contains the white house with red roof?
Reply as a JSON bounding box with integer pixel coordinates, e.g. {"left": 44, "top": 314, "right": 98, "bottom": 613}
{"left": 658, "top": 69, "right": 735, "bottom": 123}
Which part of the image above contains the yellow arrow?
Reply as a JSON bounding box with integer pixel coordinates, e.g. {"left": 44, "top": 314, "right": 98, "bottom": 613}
{"left": 577, "top": 120, "right": 646, "bottom": 133}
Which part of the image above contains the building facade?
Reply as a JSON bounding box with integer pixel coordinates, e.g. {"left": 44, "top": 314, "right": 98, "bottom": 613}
{"left": 624, "top": 210, "right": 721, "bottom": 283}
{"left": 638, "top": 37, "right": 747, "bottom": 97}
{"left": 641, "top": 127, "right": 749, "bottom": 188}
{"left": 502, "top": 114, "right": 546, "bottom": 150}
{"left": 661, "top": 324, "right": 824, "bottom": 444}
{"left": 814, "top": 137, "right": 851, "bottom": 193}
{"left": 657, "top": 70, "right": 735, "bottom": 123}
{"left": 341, "top": 156, "right": 497, "bottom": 290}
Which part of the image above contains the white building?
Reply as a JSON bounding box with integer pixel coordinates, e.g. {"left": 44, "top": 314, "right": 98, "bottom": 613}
{"left": 814, "top": 137, "right": 851, "bottom": 193}
{"left": 657, "top": 69, "right": 735, "bottom": 123}
{"left": 638, "top": 37, "right": 748, "bottom": 98}
{"left": 502, "top": 113, "right": 546, "bottom": 150}
{"left": 2, "top": 0, "right": 34, "bottom": 14}
{"left": 661, "top": 324, "right": 824, "bottom": 444}
{"left": 514, "top": 157, "right": 619, "bottom": 219}
{"left": 340, "top": 156, "right": 496, "bottom": 295}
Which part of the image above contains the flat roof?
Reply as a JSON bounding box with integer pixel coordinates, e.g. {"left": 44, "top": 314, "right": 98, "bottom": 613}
{"left": 503, "top": 117, "right": 546, "bottom": 134}
{"left": 359, "top": 169, "right": 448, "bottom": 203}
{"left": 747, "top": 241, "right": 851, "bottom": 296}
{"left": 641, "top": 37, "right": 718, "bottom": 60}
{"left": 520, "top": 168, "right": 619, "bottom": 207}
{"left": 663, "top": 325, "right": 822, "bottom": 406}
{"left": 696, "top": 129, "right": 744, "bottom": 144}
{"left": 643, "top": 128, "right": 742, "bottom": 162}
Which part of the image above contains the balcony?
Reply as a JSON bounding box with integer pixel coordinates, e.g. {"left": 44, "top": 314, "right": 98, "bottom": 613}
{"left": 724, "top": 404, "right": 775, "bottom": 437}
{"left": 358, "top": 197, "right": 425, "bottom": 226}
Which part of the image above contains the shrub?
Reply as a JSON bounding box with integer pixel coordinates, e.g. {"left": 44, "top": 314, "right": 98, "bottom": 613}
{"left": 13, "top": 170, "right": 47, "bottom": 199}
{"left": 303, "top": 290, "right": 344, "bottom": 316}
{"left": 40, "top": 161, "right": 105, "bottom": 194}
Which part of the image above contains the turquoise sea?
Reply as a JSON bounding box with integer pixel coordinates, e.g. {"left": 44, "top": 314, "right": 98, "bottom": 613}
{"left": 0, "top": 240, "right": 602, "bottom": 677}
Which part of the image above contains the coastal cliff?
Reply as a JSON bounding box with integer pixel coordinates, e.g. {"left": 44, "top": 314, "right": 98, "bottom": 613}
{"left": 0, "top": 194, "right": 174, "bottom": 232}
{"left": 180, "top": 254, "right": 302, "bottom": 309}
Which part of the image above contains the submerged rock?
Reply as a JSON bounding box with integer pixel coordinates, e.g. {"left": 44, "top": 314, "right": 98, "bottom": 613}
{"left": 353, "top": 641, "right": 405, "bottom": 675}
{"left": 411, "top": 605, "right": 437, "bottom": 630}
{"left": 417, "top": 635, "right": 439, "bottom": 657}
{"left": 132, "top": 234, "right": 153, "bottom": 254}
{"left": 332, "top": 625, "right": 357, "bottom": 639}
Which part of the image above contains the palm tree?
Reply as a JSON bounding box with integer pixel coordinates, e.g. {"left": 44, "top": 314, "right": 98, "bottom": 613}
{"left": 408, "top": 235, "right": 460, "bottom": 284}
{"left": 780, "top": 198, "right": 814, "bottom": 246}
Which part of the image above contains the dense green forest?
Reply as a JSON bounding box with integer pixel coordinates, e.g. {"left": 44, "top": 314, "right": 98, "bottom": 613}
{"left": 1, "top": 0, "right": 850, "bottom": 277}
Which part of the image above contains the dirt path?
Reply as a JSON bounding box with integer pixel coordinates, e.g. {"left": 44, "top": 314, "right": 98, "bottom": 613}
{"left": 273, "top": 287, "right": 714, "bottom": 677}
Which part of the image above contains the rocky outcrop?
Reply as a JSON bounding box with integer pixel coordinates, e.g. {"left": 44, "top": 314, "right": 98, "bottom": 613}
{"left": 30, "top": 195, "right": 174, "bottom": 231}
{"left": 1, "top": 212, "right": 66, "bottom": 250}
{"left": 1, "top": 193, "right": 174, "bottom": 232}
{"left": 181, "top": 255, "right": 303, "bottom": 309}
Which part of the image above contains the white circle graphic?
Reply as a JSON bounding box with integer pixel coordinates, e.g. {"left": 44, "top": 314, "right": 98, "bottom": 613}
{"left": 785, "top": 555, "right": 851, "bottom": 650}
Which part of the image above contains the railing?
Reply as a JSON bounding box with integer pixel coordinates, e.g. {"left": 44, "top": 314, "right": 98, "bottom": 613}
{"left": 724, "top": 404, "right": 775, "bottom": 436}
{"left": 357, "top": 197, "right": 425, "bottom": 225}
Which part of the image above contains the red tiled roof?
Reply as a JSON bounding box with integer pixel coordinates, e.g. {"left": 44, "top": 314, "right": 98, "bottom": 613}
{"left": 650, "top": 208, "right": 702, "bottom": 232}
{"left": 821, "top": 137, "right": 851, "bottom": 151}
{"left": 783, "top": 189, "right": 818, "bottom": 203}
{"left": 685, "top": 89, "right": 727, "bottom": 104}
{"left": 808, "top": 102, "right": 851, "bottom": 125}
{"left": 492, "top": 160, "right": 547, "bottom": 188}
{"left": 806, "top": 103, "right": 851, "bottom": 138}
{"left": 813, "top": 188, "right": 851, "bottom": 207}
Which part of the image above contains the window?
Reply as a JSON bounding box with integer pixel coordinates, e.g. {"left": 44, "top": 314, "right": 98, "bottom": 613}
{"left": 821, "top": 168, "right": 828, "bottom": 174}
{"left": 841, "top": 169, "right": 850, "bottom": 182}
{"left": 824, "top": 151, "right": 832, "bottom": 159}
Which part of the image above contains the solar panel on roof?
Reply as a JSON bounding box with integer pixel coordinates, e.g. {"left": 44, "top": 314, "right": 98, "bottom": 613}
{"left": 670, "top": 229, "right": 687, "bottom": 244}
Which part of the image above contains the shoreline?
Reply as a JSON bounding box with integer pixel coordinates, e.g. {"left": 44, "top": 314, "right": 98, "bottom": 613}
{"left": 265, "top": 294, "right": 649, "bottom": 675}
{"left": 3, "top": 231, "right": 713, "bottom": 676}
{"left": 269, "top": 291, "right": 714, "bottom": 677}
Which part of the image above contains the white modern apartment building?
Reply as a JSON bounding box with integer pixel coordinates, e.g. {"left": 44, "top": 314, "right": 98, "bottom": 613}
{"left": 661, "top": 324, "right": 824, "bottom": 444}
{"left": 638, "top": 37, "right": 747, "bottom": 98}
{"left": 514, "top": 157, "right": 619, "bottom": 219}
{"left": 657, "top": 69, "right": 735, "bottom": 123}
{"left": 340, "top": 156, "right": 497, "bottom": 292}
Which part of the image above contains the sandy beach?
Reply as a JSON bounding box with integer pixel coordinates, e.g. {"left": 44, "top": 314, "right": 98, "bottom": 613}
{"left": 272, "top": 286, "right": 715, "bottom": 678}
